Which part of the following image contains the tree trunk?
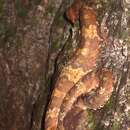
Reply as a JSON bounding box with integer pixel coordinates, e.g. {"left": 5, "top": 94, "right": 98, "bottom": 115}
{"left": 0, "top": 0, "right": 130, "bottom": 130}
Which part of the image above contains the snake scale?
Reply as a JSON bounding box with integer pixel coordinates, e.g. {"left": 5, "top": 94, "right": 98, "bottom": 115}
{"left": 45, "top": 0, "right": 115, "bottom": 129}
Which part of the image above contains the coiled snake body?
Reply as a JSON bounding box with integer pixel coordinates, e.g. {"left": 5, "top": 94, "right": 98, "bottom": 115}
{"left": 45, "top": 0, "right": 114, "bottom": 130}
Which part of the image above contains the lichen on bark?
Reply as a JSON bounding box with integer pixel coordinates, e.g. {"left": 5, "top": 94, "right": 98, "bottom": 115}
{"left": 0, "top": 0, "right": 130, "bottom": 130}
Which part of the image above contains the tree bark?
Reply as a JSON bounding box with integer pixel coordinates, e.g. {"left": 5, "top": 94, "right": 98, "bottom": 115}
{"left": 0, "top": 0, "right": 130, "bottom": 130}
{"left": 0, "top": 0, "right": 62, "bottom": 130}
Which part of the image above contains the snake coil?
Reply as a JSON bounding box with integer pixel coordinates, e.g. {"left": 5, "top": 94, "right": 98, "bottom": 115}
{"left": 45, "top": 0, "right": 115, "bottom": 129}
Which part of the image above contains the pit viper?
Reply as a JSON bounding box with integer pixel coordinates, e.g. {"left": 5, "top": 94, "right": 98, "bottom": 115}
{"left": 45, "top": 0, "right": 115, "bottom": 129}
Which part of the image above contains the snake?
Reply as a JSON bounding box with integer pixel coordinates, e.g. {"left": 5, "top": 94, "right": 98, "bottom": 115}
{"left": 45, "top": 0, "right": 115, "bottom": 129}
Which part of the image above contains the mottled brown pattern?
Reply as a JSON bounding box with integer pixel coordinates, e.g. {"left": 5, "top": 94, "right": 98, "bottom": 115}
{"left": 45, "top": 1, "right": 114, "bottom": 130}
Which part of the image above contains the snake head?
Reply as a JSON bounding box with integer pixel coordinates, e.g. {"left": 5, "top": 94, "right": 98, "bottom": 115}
{"left": 66, "top": 0, "right": 84, "bottom": 24}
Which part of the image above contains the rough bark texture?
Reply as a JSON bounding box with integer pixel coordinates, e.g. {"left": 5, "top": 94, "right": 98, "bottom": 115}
{"left": 0, "top": 0, "right": 63, "bottom": 130}
{"left": 0, "top": 0, "right": 130, "bottom": 130}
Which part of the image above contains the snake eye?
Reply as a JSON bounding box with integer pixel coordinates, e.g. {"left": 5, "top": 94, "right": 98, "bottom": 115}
{"left": 66, "top": 8, "right": 78, "bottom": 24}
